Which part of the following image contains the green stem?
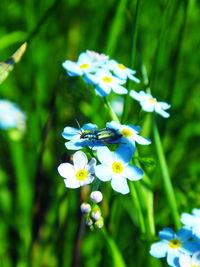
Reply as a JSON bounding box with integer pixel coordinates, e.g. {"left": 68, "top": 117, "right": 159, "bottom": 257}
{"left": 152, "top": 118, "right": 180, "bottom": 229}
{"left": 103, "top": 97, "right": 120, "bottom": 122}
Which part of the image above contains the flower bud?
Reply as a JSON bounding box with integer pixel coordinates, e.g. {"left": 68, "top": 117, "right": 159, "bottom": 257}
{"left": 95, "top": 217, "right": 104, "bottom": 229}
{"left": 85, "top": 218, "right": 93, "bottom": 226}
{"left": 91, "top": 210, "right": 101, "bottom": 221}
{"left": 90, "top": 191, "right": 103, "bottom": 203}
{"left": 80, "top": 202, "right": 91, "bottom": 214}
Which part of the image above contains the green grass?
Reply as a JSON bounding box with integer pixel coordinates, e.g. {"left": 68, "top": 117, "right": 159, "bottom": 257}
{"left": 0, "top": 0, "right": 200, "bottom": 266}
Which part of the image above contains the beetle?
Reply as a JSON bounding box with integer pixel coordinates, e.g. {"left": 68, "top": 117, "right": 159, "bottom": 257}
{"left": 80, "top": 127, "right": 122, "bottom": 143}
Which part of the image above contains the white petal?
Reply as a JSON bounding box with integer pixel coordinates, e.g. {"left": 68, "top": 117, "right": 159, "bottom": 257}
{"left": 133, "top": 133, "right": 151, "bottom": 145}
{"left": 129, "top": 90, "right": 142, "bottom": 101}
{"left": 111, "top": 176, "right": 129, "bottom": 194}
{"left": 179, "top": 254, "right": 192, "bottom": 267}
{"left": 73, "top": 151, "right": 88, "bottom": 169}
{"left": 123, "top": 165, "right": 143, "bottom": 181}
{"left": 96, "top": 146, "right": 114, "bottom": 165}
{"left": 95, "top": 165, "right": 112, "bottom": 181}
{"left": 64, "top": 178, "right": 80, "bottom": 188}
{"left": 58, "top": 163, "right": 75, "bottom": 179}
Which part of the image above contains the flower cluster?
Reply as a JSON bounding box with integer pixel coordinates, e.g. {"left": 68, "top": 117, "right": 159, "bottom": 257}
{"left": 58, "top": 120, "right": 151, "bottom": 194}
{"left": 0, "top": 99, "right": 26, "bottom": 131}
{"left": 62, "top": 50, "right": 170, "bottom": 118}
{"left": 150, "top": 208, "right": 200, "bottom": 267}
{"left": 81, "top": 191, "right": 104, "bottom": 229}
{"left": 62, "top": 50, "right": 139, "bottom": 97}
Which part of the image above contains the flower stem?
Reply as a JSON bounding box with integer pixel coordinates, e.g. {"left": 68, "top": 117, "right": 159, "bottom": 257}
{"left": 152, "top": 118, "right": 181, "bottom": 229}
{"left": 103, "top": 97, "right": 120, "bottom": 122}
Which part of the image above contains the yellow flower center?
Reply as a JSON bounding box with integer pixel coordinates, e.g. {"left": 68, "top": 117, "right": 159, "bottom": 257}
{"left": 191, "top": 265, "right": 198, "bottom": 267}
{"left": 76, "top": 169, "right": 88, "bottom": 181}
{"left": 118, "top": 64, "right": 126, "bottom": 70}
{"left": 79, "top": 63, "right": 90, "bottom": 69}
{"left": 121, "top": 128, "right": 133, "bottom": 137}
{"left": 148, "top": 97, "right": 157, "bottom": 103}
{"left": 169, "top": 239, "right": 181, "bottom": 249}
{"left": 112, "top": 162, "right": 123, "bottom": 174}
{"left": 102, "top": 76, "right": 112, "bottom": 83}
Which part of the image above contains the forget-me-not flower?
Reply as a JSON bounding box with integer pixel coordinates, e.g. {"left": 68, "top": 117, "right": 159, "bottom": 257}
{"left": 62, "top": 123, "right": 104, "bottom": 150}
{"left": 62, "top": 52, "right": 99, "bottom": 76}
{"left": 150, "top": 227, "right": 199, "bottom": 267}
{"left": 95, "top": 146, "right": 143, "bottom": 194}
{"left": 58, "top": 151, "right": 96, "bottom": 188}
{"left": 105, "top": 59, "right": 140, "bottom": 83}
{"left": 179, "top": 251, "right": 200, "bottom": 267}
{"left": 86, "top": 50, "right": 109, "bottom": 63}
{"left": 0, "top": 99, "right": 26, "bottom": 131}
{"left": 106, "top": 121, "right": 151, "bottom": 152}
{"left": 181, "top": 209, "right": 200, "bottom": 241}
{"left": 84, "top": 69, "right": 127, "bottom": 97}
{"left": 130, "top": 90, "right": 171, "bottom": 118}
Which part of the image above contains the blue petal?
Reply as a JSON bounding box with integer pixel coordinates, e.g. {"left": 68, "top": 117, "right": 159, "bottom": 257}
{"left": 176, "top": 227, "right": 192, "bottom": 241}
{"left": 114, "top": 145, "right": 133, "bottom": 164}
{"left": 181, "top": 241, "right": 199, "bottom": 254}
{"left": 106, "top": 121, "right": 121, "bottom": 130}
{"left": 123, "top": 165, "right": 143, "bottom": 181}
{"left": 84, "top": 73, "right": 98, "bottom": 85}
{"left": 128, "top": 124, "right": 141, "bottom": 133}
{"left": 95, "top": 164, "right": 112, "bottom": 181}
{"left": 149, "top": 241, "right": 168, "bottom": 258}
{"left": 82, "top": 123, "right": 98, "bottom": 131}
{"left": 111, "top": 176, "right": 129, "bottom": 194}
{"left": 159, "top": 228, "right": 175, "bottom": 240}
{"left": 65, "top": 140, "right": 87, "bottom": 150}
{"left": 193, "top": 226, "right": 200, "bottom": 240}
{"left": 96, "top": 146, "right": 114, "bottom": 165}
{"left": 62, "top": 126, "right": 80, "bottom": 140}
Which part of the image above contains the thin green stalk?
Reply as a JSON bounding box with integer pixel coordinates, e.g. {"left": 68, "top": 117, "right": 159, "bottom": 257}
{"left": 152, "top": 118, "right": 181, "bottom": 229}
{"left": 121, "top": 0, "right": 140, "bottom": 124}
{"left": 105, "top": 0, "right": 128, "bottom": 56}
{"left": 101, "top": 228, "right": 127, "bottom": 267}
{"left": 103, "top": 97, "right": 120, "bottom": 122}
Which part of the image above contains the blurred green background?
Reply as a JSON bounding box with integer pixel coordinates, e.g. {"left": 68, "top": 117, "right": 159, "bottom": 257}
{"left": 0, "top": 0, "right": 200, "bottom": 266}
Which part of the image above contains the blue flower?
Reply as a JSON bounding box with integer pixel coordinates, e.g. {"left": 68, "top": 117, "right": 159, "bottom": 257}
{"left": 95, "top": 146, "right": 143, "bottom": 194}
{"left": 0, "top": 99, "right": 26, "bottom": 131}
{"left": 181, "top": 209, "right": 200, "bottom": 241}
{"left": 150, "top": 227, "right": 199, "bottom": 267}
{"left": 130, "top": 90, "right": 171, "bottom": 118}
{"left": 62, "top": 123, "right": 105, "bottom": 150}
{"left": 106, "top": 121, "right": 151, "bottom": 153}
{"left": 105, "top": 59, "right": 140, "bottom": 83}
{"left": 84, "top": 69, "right": 127, "bottom": 97}
{"left": 62, "top": 52, "right": 100, "bottom": 76}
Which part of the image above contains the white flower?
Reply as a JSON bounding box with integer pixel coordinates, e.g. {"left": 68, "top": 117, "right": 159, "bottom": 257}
{"left": 80, "top": 203, "right": 91, "bottom": 214}
{"left": 86, "top": 50, "right": 109, "bottom": 62}
{"left": 0, "top": 99, "right": 26, "bottom": 131}
{"left": 58, "top": 151, "right": 96, "bottom": 188}
{"left": 130, "top": 90, "right": 171, "bottom": 118}
{"left": 105, "top": 59, "right": 140, "bottom": 83}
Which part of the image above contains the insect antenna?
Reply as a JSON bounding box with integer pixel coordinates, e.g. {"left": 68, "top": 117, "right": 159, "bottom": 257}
{"left": 75, "top": 118, "right": 83, "bottom": 135}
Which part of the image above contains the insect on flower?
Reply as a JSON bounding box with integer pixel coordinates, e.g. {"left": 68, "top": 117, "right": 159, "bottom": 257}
{"left": 80, "top": 127, "right": 122, "bottom": 143}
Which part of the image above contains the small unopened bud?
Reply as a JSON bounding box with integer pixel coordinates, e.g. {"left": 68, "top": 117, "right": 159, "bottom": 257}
{"left": 90, "top": 191, "right": 103, "bottom": 203}
{"left": 95, "top": 217, "right": 104, "bottom": 229}
{"left": 91, "top": 210, "right": 101, "bottom": 221}
{"left": 80, "top": 202, "right": 91, "bottom": 214}
{"left": 85, "top": 218, "right": 93, "bottom": 226}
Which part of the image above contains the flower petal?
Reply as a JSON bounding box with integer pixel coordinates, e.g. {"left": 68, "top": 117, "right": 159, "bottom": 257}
{"left": 176, "top": 227, "right": 192, "bottom": 242}
{"left": 133, "top": 134, "right": 152, "bottom": 145}
{"left": 167, "top": 249, "right": 180, "bottom": 267}
{"left": 114, "top": 145, "right": 133, "bottom": 164}
{"left": 159, "top": 228, "right": 175, "bottom": 240}
{"left": 112, "top": 84, "right": 127, "bottom": 95}
{"left": 155, "top": 105, "right": 170, "bottom": 118}
{"left": 64, "top": 178, "right": 80, "bottom": 188}
{"left": 123, "top": 165, "right": 143, "bottom": 181}
{"left": 181, "top": 241, "right": 199, "bottom": 255}
{"left": 62, "top": 126, "right": 80, "bottom": 140}
{"left": 181, "top": 213, "right": 196, "bottom": 227}
{"left": 179, "top": 253, "right": 192, "bottom": 267}
{"left": 111, "top": 176, "right": 129, "bottom": 194}
{"left": 149, "top": 241, "right": 168, "bottom": 258}
{"left": 130, "top": 90, "right": 142, "bottom": 101}
{"left": 73, "top": 151, "right": 88, "bottom": 169}
{"left": 62, "top": 61, "right": 82, "bottom": 76}
{"left": 58, "top": 163, "right": 75, "bottom": 179}
{"left": 96, "top": 146, "right": 114, "bottom": 165}
{"left": 95, "top": 164, "right": 112, "bottom": 181}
